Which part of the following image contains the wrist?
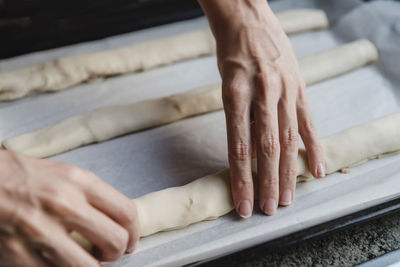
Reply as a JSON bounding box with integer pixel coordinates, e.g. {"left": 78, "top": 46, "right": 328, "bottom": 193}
{"left": 200, "top": 0, "right": 275, "bottom": 37}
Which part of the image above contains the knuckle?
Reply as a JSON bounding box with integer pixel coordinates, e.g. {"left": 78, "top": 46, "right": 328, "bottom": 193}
{"left": 283, "top": 73, "right": 297, "bottom": 88}
{"left": 281, "top": 168, "right": 298, "bottom": 179}
{"left": 258, "top": 73, "right": 282, "bottom": 99}
{"left": 229, "top": 141, "right": 251, "bottom": 161}
{"left": 66, "top": 165, "right": 97, "bottom": 186}
{"left": 260, "top": 176, "right": 279, "bottom": 188}
{"left": 252, "top": 101, "right": 273, "bottom": 118}
{"left": 35, "top": 183, "right": 84, "bottom": 218}
{"left": 223, "top": 83, "right": 241, "bottom": 96}
{"left": 282, "top": 127, "right": 299, "bottom": 150}
{"left": 64, "top": 164, "right": 84, "bottom": 180}
{"left": 260, "top": 134, "right": 280, "bottom": 157}
{"left": 266, "top": 73, "right": 281, "bottom": 88}
{"left": 257, "top": 74, "right": 280, "bottom": 99}
{"left": 222, "top": 85, "right": 248, "bottom": 109}
{"left": 36, "top": 182, "right": 63, "bottom": 199}
{"left": 301, "top": 119, "right": 316, "bottom": 137}
{"left": 15, "top": 208, "right": 47, "bottom": 240}
{"left": 234, "top": 178, "right": 253, "bottom": 191}
{"left": 222, "top": 84, "right": 239, "bottom": 103}
{"left": 51, "top": 194, "right": 82, "bottom": 218}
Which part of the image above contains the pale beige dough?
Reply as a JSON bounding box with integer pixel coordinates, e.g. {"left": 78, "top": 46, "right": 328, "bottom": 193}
{"left": 71, "top": 112, "right": 400, "bottom": 248}
{"left": 0, "top": 9, "right": 328, "bottom": 101}
{"left": 2, "top": 39, "right": 378, "bottom": 158}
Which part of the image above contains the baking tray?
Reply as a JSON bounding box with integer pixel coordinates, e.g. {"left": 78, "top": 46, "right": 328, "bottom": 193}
{"left": 0, "top": 0, "right": 400, "bottom": 266}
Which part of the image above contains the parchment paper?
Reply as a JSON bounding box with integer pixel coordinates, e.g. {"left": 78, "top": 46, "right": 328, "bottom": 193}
{"left": 1, "top": 0, "right": 400, "bottom": 266}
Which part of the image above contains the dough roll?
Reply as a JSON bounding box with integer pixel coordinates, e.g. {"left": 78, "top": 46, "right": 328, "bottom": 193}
{"left": 0, "top": 9, "right": 328, "bottom": 101}
{"left": 71, "top": 112, "right": 400, "bottom": 248}
{"left": 2, "top": 39, "right": 378, "bottom": 158}
{"left": 300, "top": 39, "right": 378, "bottom": 85}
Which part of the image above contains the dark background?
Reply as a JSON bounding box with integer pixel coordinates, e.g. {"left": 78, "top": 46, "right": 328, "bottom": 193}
{"left": 0, "top": 0, "right": 383, "bottom": 59}
{"left": 0, "top": 0, "right": 204, "bottom": 59}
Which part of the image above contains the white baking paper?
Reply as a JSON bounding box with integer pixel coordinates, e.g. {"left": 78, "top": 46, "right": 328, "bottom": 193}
{"left": 1, "top": 0, "right": 400, "bottom": 266}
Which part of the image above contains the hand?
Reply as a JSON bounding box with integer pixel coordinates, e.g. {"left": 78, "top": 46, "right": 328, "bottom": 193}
{"left": 200, "top": 0, "right": 325, "bottom": 217}
{"left": 0, "top": 150, "right": 140, "bottom": 266}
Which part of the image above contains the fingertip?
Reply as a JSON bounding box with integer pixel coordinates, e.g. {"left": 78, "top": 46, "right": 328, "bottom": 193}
{"left": 126, "top": 235, "right": 138, "bottom": 254}
{"left": 261, "top": 198, "right": 277, "bottom": 216}
{"left": 230, "top": 171, "right": 254, "bottom": 219}
{"left": 237, "top": 200, "right": 252, "bottom": 218}
{"left": 317, "top": 162, "right": 326, "bottom": 178}
{"left": 126, "top": 239, "right": 139, "bottom": 254}
{"left": 304, "top": 144, "right": 325, "bottom": 178}
{"left": 279, "top": 189, "right": 292, "bottom": 206}
{"left": 125, "top": 204, "right": 141, "bottom": 253}
{"left": 311, "top": 161, "right": 325, "bottom": 178}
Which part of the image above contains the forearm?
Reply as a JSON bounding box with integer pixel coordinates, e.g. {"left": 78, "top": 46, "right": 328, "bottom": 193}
{"left": 198, "top": 0, "right": 277, "bottom": 37}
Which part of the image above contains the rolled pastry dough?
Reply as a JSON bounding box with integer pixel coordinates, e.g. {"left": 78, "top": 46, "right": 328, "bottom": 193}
{"left": 0, "top": 9, "right": 328, "bottom": 101}
{"left": 71, "top": 112, "right": 400, "bottom": 248}
{"left": 2, "top": 39, "right": 378, "bottom": 158}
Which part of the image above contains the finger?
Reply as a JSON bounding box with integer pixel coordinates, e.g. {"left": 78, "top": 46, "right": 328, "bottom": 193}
{"left": 0, "top": 236, "right": 48, "bottom": 267}
{"left": 278, "top": 79, "right": 299, "bottom": 206}
{"left": 253, "top": 73, "right": 280, "bottom": 215}
{"left": 84, "top": 178, "right": 140, "bottom": 253}
{"left": 250, "top": 113, "right": 257, "bottom": 159}
{"left": 64, "top": 167, "right": 139, "bottom": 252}
{"left": 297, "top": 86, "right": 325, "bottom": 178}
{"left": 62, "top": 203, "right": 129, "bottom": 261}
{"left": 36, "top": 186, "right": 129, "bottom": 261}
{"left": 222, "top": 75, "right": 253, "bottom": 218}
{"left": 38, "top": 236, "right": 100, "bottom": 267}
{"left": 15, "top": 209, "right": 99, "bottom": 267}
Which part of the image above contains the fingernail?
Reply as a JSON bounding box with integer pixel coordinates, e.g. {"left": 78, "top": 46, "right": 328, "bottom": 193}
{"left": 262, "top": 198, "right": 277, "bottom": 215}
{"left": 126, "top": 240, "right": 139, "bottom": 254}
{"left": 280, "top": 189, "right": 292, "bottom": 206}
{"left": 317, "top": 162, "right": 326, "bottom": 178}
{"left": 238, "top": 200, "right": 252, "bottom": 218}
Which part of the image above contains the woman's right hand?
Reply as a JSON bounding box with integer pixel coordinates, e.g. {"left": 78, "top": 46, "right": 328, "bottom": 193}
{"left": 0, "top": 150, "right": 140, "bottom": 267}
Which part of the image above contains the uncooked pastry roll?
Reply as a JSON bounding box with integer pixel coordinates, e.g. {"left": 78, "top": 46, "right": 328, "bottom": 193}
{"left": 275, "top": 8, "right": 328, "bottom": 34}
{"left": 0, "top": 9, "right": 328, "bottom": 101}
{"left": 2, "top": 39, "right": 379, "bottom": 158}
{"left": 71, "top": 112, "right": 400, "bottom": 248}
